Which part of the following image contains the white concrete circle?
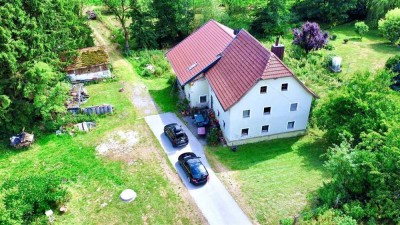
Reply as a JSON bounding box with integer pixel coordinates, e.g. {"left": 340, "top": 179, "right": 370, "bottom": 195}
{"left": 120, "top": 189, "right": 137, "bottom": 202}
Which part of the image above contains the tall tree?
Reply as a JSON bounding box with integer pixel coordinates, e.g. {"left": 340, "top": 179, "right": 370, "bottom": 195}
{"left": 102, "top": 0, "right": 132, "bottom": 53}
{"left": 292, "top": 22, "right": 329, "bottom": 54}
{"left": 152, "top": 0, "right": 193, "bottom": 48}
{"left": 130, "top": 0, "right": 194, "bottom": 49}
{"left": 250, "top": 0, "right": 290, "bottom": 38}
{"left": 130, "top": 0, "right": 158, "bottom": 49}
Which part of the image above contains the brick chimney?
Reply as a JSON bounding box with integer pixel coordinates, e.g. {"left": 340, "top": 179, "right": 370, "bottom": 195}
{"left": 271, "top": 37, "right": 285, "bottom": 60}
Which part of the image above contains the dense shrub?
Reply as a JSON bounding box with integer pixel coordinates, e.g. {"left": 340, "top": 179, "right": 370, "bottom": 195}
{"left": 0, "top": 175, "right": 68, "bottom": 224}
{"left": 131, "top": 50, "right": 174, "bottom": 79}
{"left": 206, "top": 127, "right": 219, "bottom": 146}
{"left": 378, "top": 8, "right": 400, "bottom": 44}
{"left": 385, "top": 55, "right": 400, "bottom": 74}
{"left": 354, "top": 21, "right": 369, "bottom": 40}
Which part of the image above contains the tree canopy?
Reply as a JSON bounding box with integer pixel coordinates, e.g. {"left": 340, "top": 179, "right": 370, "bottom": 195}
{"left": 0, "top": 0, "right": 93, "bottom": 135}
{"left": 249, "top": 0, "right": 290, "bottom": 38}
{"left": 292, "top": 22, "right": 329, "bottom": 54}
{"left": 378, "top": 7, "right": 400, "bottom": 44}
{"left": 315, "top": 70, "right": 398, "bottom": 146}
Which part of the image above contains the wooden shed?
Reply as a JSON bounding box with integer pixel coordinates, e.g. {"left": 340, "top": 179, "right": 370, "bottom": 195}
{"left": 66, "top": 46, "right": 112, "bottom": 82}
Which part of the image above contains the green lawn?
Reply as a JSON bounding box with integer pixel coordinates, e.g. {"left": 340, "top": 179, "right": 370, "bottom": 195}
{"left": 207, "top": 135, "right": 328, "bottom": 224}
{"left": 328, "top": 22, "right": 399, "bottom": 75}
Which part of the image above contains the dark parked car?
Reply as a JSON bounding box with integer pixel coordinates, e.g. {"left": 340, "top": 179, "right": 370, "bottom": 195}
{"left": 164, "top": 123, "right": 189, "bottom": 147}
{"left": 178, "top": 152, "right": 209, "bottom": 185}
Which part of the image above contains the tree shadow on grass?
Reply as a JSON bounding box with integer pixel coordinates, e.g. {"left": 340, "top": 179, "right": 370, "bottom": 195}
{"left": 368, "top": 42, "right": 400, "bottom": 54}
{"left": 295, "top": 137, "right": 330, "bottom": 179}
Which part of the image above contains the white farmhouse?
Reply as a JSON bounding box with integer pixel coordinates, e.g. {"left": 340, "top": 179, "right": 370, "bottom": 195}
{"left": 65, "top": 46, "right": 112, "bottom": 82}
{"left": 166, "top": 20, "right": 318, "bottom": 145}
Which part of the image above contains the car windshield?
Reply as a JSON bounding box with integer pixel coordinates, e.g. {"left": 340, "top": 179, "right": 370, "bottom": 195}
{"left": 176, "top": 131, "right": 185, "bottom": 138}
{"left": 189, "top": 160, "right": 207, "bottom": 179}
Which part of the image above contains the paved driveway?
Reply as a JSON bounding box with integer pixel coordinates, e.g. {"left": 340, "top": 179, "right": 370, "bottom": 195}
{"left": 145, "top": 113, "right": 252, "bottom": 225}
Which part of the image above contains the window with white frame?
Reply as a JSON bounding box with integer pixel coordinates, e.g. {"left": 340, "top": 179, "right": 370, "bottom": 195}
{"left": 243, "top": 110, "right": 250, "bottom": 118}
{"left": 199, "top": 95, "right": 207, "bottom": 103}
{"left": 262, "top": 125, "right": 269, "bottom": 133}
{"left": 264, "top": 107, "right": 271, "bottom": 115}
{"left": 241, "top": 128, "right": 249, "bottom": 136}
{"left": 287, "top": 121, "right": 295, "bottom": 129}
{"left": 223, "top": 120, "right": 225, "bottom": 128}
{"left": 260, "top": 86, "right": 267, "bottom": 94}
{"left": 217, "top": 110, "right": 220, "bottom": 117}
{"left": 290, "top": 103, "right": 298, "bottom": 111}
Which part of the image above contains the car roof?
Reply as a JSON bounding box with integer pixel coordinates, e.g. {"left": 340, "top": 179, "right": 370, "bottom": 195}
{"left": 187, "top": 158, "right": 201, "bottom": 165}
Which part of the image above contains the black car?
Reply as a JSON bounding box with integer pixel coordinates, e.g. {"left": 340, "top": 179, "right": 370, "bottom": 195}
{"left": 164, "top": 123, "right": 189, "bottom": 147}
{"left": 178, "top": 152, "right": 209, "bottom": 185}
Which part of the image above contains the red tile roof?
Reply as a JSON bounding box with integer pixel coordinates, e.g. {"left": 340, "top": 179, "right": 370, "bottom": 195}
{"left": 166, "top": 20, "right": 235, "bottom": 85}
{"left": 206, "top": 30, "right": 317, "bottom": 110}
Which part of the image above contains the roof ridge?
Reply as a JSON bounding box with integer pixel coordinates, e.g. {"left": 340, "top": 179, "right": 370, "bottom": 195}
{"left": 166, "top": 20, "right": 214, "bottom": 55}
{"left": 212, "top": 20, "right": 235, "bottom": 38}
{"left": 166, "top": 20, "right": 232, "bottom": 56}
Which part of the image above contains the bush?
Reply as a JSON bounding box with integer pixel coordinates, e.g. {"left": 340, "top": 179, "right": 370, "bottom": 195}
{"left": 378, "top": 8, "right": 400, "bottom": 44}
{"left": 354, "top": 21, "right": 369, "bottom": 40}
{"left": 0, "top": 175, "right": 68, "bottom": 224}
{"left": 207, "top": 127, "right": 219, "bottom": 146}
{"left": 343, "top": 201, "right": 365, "bottom": 220}
{"left": 385, "top": 55, "right": 400, "bottom": 74}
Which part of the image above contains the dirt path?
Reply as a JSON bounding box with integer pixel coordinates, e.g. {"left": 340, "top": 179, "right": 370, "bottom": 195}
{"left": 87, "top": 16, "right": 207, "bottom": 224}
{"left": 89, "top": 18, "right": 159, "bottom": 118}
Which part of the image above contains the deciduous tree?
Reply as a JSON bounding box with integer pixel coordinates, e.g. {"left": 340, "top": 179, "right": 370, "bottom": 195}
{"left": 292, "top": 22, "right": 329, "bottom": 54}
{"left": 102, "top": 0, "right": 132, "bottom": 53}
{"left": 249, "top": 0, "right": 290, "bottom": 38}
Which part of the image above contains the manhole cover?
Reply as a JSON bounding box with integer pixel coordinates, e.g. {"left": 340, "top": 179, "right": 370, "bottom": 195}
{"left": 120, "top": 189, "right": 137, "bottom": 202}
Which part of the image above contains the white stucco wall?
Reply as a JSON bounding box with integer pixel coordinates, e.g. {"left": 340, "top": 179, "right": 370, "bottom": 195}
{"left": 68, "top": 70, "right": 111, "bottom": 82}
{"left": 183, "top": 76, "right": 210, "bottom": 108}
{"left": 225, "top": 76, "right": 313, "bottom": 143}
{"left": 209, "top": 87, "right": 231, "bottom": 138}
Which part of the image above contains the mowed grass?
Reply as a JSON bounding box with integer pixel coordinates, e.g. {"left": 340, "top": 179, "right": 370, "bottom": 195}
{"left": 207, "top": 135, "right": 328, "bottom": 224}
{"left": 142, "top": 76, "right": 179, "bottom": 113}
{"left": 328, "top": 22, "right": 399, "bottom": 75}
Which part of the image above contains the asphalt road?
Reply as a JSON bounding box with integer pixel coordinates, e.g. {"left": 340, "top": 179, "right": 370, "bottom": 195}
{"left": 145, "top": 113, "right": 252, "bottom": 225}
